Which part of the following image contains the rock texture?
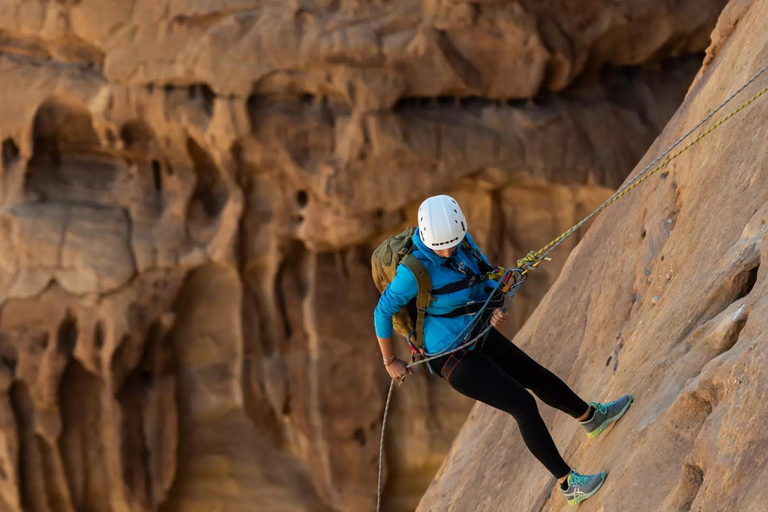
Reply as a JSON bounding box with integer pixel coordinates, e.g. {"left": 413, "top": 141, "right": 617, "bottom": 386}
{"left": 0, "top": 1, "right": 729, "bottom": 511}
{"left": 418, "top": 1, "right": 768, "bottom": 511}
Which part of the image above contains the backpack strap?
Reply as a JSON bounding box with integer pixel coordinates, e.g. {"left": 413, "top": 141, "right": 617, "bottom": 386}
{"left": 401, "top": 253, "right": 431, "bottom": 353}
{"left": 431, "top": 241, "right": 501, "bottom": 296}
{"left": 461, "top": 238, "right": 494, "bottom": 274}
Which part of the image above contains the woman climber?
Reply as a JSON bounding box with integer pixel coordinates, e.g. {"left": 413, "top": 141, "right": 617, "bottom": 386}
{"left": 373, "top": 195, "right": 633, "bottom": 506}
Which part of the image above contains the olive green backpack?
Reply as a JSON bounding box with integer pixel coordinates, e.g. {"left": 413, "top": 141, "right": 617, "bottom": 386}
{"left": 371, "top": 227, "right": 432, "bottom": 354}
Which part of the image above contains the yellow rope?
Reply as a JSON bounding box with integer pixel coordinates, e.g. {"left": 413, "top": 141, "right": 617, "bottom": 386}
{"left": 516, "top": 81, "right": 768, "bottom": 274}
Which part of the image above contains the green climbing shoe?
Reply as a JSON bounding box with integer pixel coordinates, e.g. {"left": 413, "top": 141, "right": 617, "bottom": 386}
{"left": 560, "top": 469, "right": 607, "bottom": 506}
{"left": 580, "top": 394, "right": 634, "bottom": 438}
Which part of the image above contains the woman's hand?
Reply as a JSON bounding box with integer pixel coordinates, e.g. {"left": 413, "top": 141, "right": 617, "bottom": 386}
{"left": 490, "top": 308, "right": 508, "bottom": 328}
{"left": 386, "top": 358, "right": 412, "bottom": 381}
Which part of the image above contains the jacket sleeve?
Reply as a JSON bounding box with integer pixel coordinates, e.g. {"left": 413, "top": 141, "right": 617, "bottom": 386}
{"left": 374, "top": 263, "right": 418, "bottom": 338}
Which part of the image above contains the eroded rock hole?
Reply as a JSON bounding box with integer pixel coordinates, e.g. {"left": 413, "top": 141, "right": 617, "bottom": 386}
{"left": 275, "top": 260, "right": 294, "bottom": 341}
{"left": 612, "top": 341, "right": 624, "bottom": 373}
{"left": 116, "top": 321, "right": 175, "bottom": 509}
{"left": 188, "top": 138, "right": 227, "bottom": 217}
{"left": 186, "top": 83, "right": 216, "bottom": 117}
{"left": 94, "top": 321, "right": 105, "bottom": 350}
{"left": 0, "top": 336, "right": 17, "bottom": 376}
{"left": 26, "top": 99, "right": 102, "bottom": 199}
{"left": 111, "top": 334, "right": 135, "bottom": 389}
{"left": 150, "top": 161, "right": 162, "bottom": 194}
{"left": 121, "top": 121, "right": 164, "bottom": 213}
{"left": 353, "top": 428, "right": 367, "bottom": 447}
{"left": 740, "top": 265, "right": 759, "bottom": 299}
{"left": 393, "top": 96, "right": 441, "bottom": 111}
{"left": 246, "top": 94, "right": 260, "bottom": 132}
{"left": 296, "top": 190, "right": 309, "bottom": 208}
{"left": 59, "top": 359, "right": 108, "bottom": 510}
{"left": 273, "top": 244, "right": 308, "bottom": 342}
{"left": 186, "top": 137, "right": 228, "bottom": 244}
{"left": 39, "top": 332, "right": 50, "bottom": 350}
{"left": 2, "top": 138, "right": 19, "bottom": 168}
{"left": 57, "top": 311, "right": 78, "bottom": 355}
{"left": 201, "top": 84, "right": 216, "bottom": 117}
{"left": 121, "top": 120, "right": 155, "bottom": 153}
{"left": 32, "top": 99, "right": 100, "bottom": 149}
{"left": 393, "top": 96, "right": 453, "bottom": 111}
{"left": 10, "top": 381, "right": 40, "bottom": 512}
{"left": 459, "top": 96, "right": 493, "bottom": 109}
{"left": 393, "top": 95, "right": 507, "bottom": 112}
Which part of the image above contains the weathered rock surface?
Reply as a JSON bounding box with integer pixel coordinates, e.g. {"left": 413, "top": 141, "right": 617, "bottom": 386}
{"left": 418, "top": 1, "right": 768, "bottom": 511}
{"left": 0, "top": 0, "right": 730, "bottom": 511}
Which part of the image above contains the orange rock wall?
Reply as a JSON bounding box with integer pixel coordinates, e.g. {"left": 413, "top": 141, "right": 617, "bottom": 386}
{"left": 0, "top": 1, "right": 727, "bottom": 510}
{"left": 418, "top": 1, "right": 768, "bottom": 511}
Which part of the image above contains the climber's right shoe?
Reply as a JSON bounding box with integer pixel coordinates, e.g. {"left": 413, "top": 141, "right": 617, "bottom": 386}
{"left": 560, "top": 469, "right": 607, "bottom": 506}
{"left": 580, "top": 394, "right": 634, "bottom": 439}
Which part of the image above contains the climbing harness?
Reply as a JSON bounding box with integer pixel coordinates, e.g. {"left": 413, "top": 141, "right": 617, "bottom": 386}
{"left": 409, "top": 268, "right": 524, "bottom": 368}
{"left": 405, "top": 263, "right": 508, "bottom": 364}
{"left": 375, "top": 60, "right": 768, "bottom": 512}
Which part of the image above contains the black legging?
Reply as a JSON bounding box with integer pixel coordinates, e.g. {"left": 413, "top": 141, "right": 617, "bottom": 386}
{"left": 431, "top": 328, "right": 589, "bottom": 478}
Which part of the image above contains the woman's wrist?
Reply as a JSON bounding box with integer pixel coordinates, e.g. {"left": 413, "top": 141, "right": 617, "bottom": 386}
{"left": 383, "top": 354, "right": 397, "bottom": 366}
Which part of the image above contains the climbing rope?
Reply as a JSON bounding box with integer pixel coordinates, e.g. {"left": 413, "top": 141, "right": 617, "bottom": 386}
{"left": 517, "top": 60, "right": 768, "bottom": 271}
{"left": 377, "top": 379, "right": 394, "bottom": 512}
{"left": 376, "top": 60, "right": 768, "bottom": 511}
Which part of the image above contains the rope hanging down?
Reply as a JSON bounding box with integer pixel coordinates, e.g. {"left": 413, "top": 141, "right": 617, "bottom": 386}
{"left": 376, "top": 60, "right": 768, "bottom": 512}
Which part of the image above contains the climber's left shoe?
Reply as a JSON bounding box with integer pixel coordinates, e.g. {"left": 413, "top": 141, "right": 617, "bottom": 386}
{"left": 580, "top": 394, "right": 633, "bottom": 439}
{"left": 560, "top": 469, "right": 607, "bottom": 506}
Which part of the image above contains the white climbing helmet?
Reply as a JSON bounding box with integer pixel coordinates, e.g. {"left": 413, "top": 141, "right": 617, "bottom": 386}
{"left": 418, "top": 195, "right": 467, "bottom": 250}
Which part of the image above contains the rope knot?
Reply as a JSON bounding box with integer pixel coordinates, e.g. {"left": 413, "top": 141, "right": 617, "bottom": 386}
{"left": 517, "top": 251, "right": 541, "bottom": 270}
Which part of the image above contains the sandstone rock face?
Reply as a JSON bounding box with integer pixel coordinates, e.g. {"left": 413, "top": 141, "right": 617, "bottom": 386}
{"left": 0, "top": 1, "right": 728, "bottom": 511}
{"left": 417, "top": 1, "right": 768, "bottom": 511}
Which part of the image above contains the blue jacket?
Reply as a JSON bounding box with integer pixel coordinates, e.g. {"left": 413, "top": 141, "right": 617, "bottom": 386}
{"left": 374, "top": 229, "right": 496, "bottom": 355}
